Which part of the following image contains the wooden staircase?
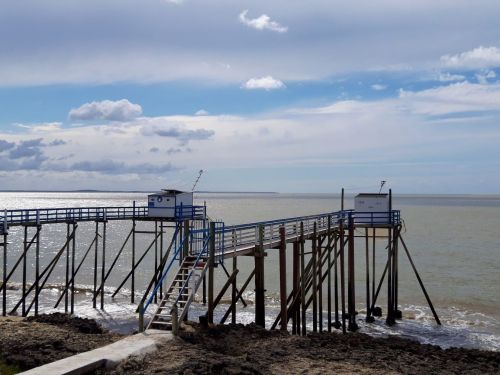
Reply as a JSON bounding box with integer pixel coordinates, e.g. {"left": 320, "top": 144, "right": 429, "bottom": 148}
{"left": 148, "top": 255, "right": 208, "bottom": 330}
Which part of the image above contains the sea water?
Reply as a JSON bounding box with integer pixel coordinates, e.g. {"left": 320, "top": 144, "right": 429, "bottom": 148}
{"left": 0, "top": 192, "right": 499, "bottom": 351}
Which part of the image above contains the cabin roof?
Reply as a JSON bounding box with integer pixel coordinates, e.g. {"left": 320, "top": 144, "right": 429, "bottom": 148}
{"left": 355, "top": 193, "right": 388, "bottom": 197}
{"left": 148, "top": 189, "right": 189, "bottom": 196}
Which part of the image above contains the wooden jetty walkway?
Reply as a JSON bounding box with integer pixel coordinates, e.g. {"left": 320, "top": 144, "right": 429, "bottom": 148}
{"left": 0, "top": 190, "right": 440, "bottom": 336}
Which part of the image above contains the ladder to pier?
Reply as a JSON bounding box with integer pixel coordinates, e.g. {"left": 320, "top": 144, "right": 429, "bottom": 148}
{"left": 148, "top": 255, "right": 208, "bottom": 330}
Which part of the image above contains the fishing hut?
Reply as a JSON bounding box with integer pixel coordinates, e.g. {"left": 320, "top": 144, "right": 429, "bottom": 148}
{"left": 0, "top": 189, "right": 440, "bottom": 337}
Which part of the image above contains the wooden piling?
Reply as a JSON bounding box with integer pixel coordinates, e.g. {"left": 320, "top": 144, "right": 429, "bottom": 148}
{"left": 279, "top": 226, "right": 287, "bottom": 331}
{"left": 35, "top": 225, "right": 41, "bottom": 315}
{"left": 207, "top": 222, "right": 215, "bottom": 324}
{"left": 70, "top": 223, "right": 76, "bottom": 314}
{"left": 339, "top": 220, "right": 346, "bottom": 333}
{"left": 22, "top": 226, "right": 28, "bottom": 316}
{"left": 232, "top": 255, "right": 237, "bottom": 324}
{"left": 100, "top": 221, "right": 107, "bottom": 310}
{"left": 365, "top": 228, "right": 373, "bottom": 322}
{"left": 93, "top": 221, "right": 99, "bottom": 309}
{"left": 318, "top": 228, "right": 323, "bottom": 332}
{"left": 347, "top": 215, "right": 358, "bottom": 331}
{"left": 255, "top": 224, "right": 266, "bottom": 328}
{"left": 300, "top": 222, "right": 306, "bottom": 335}
{"left": 131, "top": 218, "right": 136, "bottom": 304}
{"left": 154, "top": 221, "right": 158, "bottom": 304}
{"left": 312, "top": 223, "right": 318, "bottom": 332}
{"left": 292, "top": 240, "right": 300, "bottom": 334}
{"left": 334, "top": 229, "right": 340, "bottom": 328}
{"left": 2, "top": 233, "right": 7, "bottom": 316}
{"left": 327, "top": 216, "right": 332, "bottom": 332}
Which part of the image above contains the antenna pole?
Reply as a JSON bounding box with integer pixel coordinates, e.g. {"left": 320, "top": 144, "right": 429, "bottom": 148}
{"left": 192, "top": 169, "right": 204, "bottom": 192}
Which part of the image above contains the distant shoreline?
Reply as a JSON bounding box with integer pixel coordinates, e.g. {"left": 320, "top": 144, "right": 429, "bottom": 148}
{"left": 0, "top": 190, "right": 279, "bottom": 194}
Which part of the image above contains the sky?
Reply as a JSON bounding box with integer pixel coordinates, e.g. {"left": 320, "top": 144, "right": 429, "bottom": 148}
{"left": 1, "top": 0, "right": 500, "bottom": 194}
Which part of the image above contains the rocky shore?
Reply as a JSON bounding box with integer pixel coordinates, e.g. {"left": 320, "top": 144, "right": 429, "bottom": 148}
{"left": 1, "top": 315, "right": 499, "bottom": 374}
{"left": 103, "top": 323, "right": 499, "bottom": 375}
{"left": 0, "top": 313, "right": 121, "bottom": 373}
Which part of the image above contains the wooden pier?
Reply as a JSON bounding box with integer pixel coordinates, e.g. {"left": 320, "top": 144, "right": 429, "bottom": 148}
{"left": 0, "top": 190, "right": 440, "bottom": 335}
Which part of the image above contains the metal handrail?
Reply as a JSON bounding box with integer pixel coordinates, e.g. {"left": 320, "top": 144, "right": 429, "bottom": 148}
{"left": 141, "top": 236, "right": 186, "bottom": 315}
{"left": 189, "top": 209, "right": 400, "bottom": 256}
{"left": 2, "top": 206, "right": 149, "bottom": 226}
{"left": 173, "top": 236, "right": 210, "bottom": 306}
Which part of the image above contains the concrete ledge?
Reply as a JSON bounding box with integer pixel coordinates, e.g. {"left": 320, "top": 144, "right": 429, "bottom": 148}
{"left": 19, "top": 329, "right": 173, "bottom": 375}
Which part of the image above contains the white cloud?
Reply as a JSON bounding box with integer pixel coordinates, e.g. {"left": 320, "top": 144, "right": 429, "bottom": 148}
{"left": 242, "top": 76, "right": 285, "bottom": 90}
{"left": 195, "top": 109, "right": 210, "bottom": 116}
{"left": 398, "top": 81, "right": 500, "bottom": 116}
{"left": 164, "top": 0, "right": 184, "bottom": 4}
{"left": 69, "top": 99, "right": 142, "bottom": 121}
{"left": 441, "top": 46, "right": 500, "bottom": 69}
{"left": 437, "top": 72, "right": 466, "bottom": 82}
{"left": 475, "top": 70, "right": 496, "bottom": 84}
{"left": 15, "top": 122, "right": 62, "bottom": 132}
{"left": 239, "top": 10, "right": 288, "bottom": 33}
{"left": 371, "top": 84, "right": 387, "bottom": 91}
{"left": 3, "top": 81, "right": 500, "bottom": 192}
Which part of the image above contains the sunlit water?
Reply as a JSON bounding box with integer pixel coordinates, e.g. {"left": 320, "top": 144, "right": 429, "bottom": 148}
{"left": 1, "top": 192, "right": 499, "bottom": 351}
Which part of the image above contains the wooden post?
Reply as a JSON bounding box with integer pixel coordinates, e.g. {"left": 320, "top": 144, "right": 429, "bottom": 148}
{"left": 341, "top": 188, "right": 344, "bottom": 211}
{"left": 279, "top": 226, "right": 287, "bottom": 331}
{"left": 71, "top": 223, "right": 76, "bottom": 314}
{"left": 394, "top": 227, "right": 401, "bottom": 319}
{"left": 2, "top": 233, "right": 7, "bottom": 316}
{"left": 312, "top": 223, "right": 318, "bottom": 332}
{"left": 339, "top": 220, "right": 346, "bottom": 333}
{"left": 232, "top": 255, "right": 237, "bottom": 324}
{"left": 65, "top": 223, "right": 71, "bottom": 314}
{"left": 333, "top": 228, "right": 341, "bottom": 329}
{"left": 386, "top": 189, "right": 395, "bottom": 325}
{"left": 300, "top": 222, "right": 306, "bottom": 335}
{"left": 207, "top": 222, "right": 215, "bottom": 324}
{"left": 347, "top": 214, "right": 358, "bottom": 331}
{"left": 318, "top": 232, "right": 323, "bottom": 332}
{"left": 35, "top": 225, "right": 41, "bottom": 316}
{"left": 255, "top": 225, "right": 266, "bottom": 328}
{"left": 100, "top": 221, "right": 107, "bottom": 310}
{"left": 138, "top": 302, "right": 144, "bottom": 333}
{"left": 372, "top": 229, "right": 376, "bottom": 315}
{"left": 171, "top": 304, "right": 179, "bottom": 335}
{"left": 22, "top": 226, "right": 28, "bottom": 316}
{"left": 327, "top": 216, "right": 332, "bottom": 332}
{"left": 154, "top": 221, "right": 158, "bottom": 304}
{"left": 292, "top": 240, "right": 300, "bottom": 334}
{"left": 160, "top": 221, "right": 164, "bottom": 299}
{"left": 399, "top": 235, "right": 441, "bottom": 325}
{"left": 131, "top": 218, "right": 136, "bottom": 304}
{"left": 93, "top": 221, "right": 99, "bottom": 309}
{"left": 386, "top": 233, "right": 394, "bottom": 325}
{"left": 365, "top": 228, "right": 374, "bottom": 323}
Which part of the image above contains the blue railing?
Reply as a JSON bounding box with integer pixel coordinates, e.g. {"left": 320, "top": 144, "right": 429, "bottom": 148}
{"left": 1, "top": 206, "right": 149, "bottom": 227}
{"left": 188, "top": 209, "right": 400, "bottom": 257}
{"left": 174, "top": 205, "right": 206, "bottom": 220}
{"left": 141, "top": 235, "right": 187, "bottom": 316}
{"left": 173, "top": 236, "right": 210, "bottom": 307}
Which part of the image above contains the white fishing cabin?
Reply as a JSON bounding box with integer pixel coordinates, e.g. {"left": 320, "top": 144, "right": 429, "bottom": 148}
{"left": 148, "top": 189, "right": 193, "bottom": 218}
{"left": 354, "top": 193, "right": 390, "bottom": 224}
